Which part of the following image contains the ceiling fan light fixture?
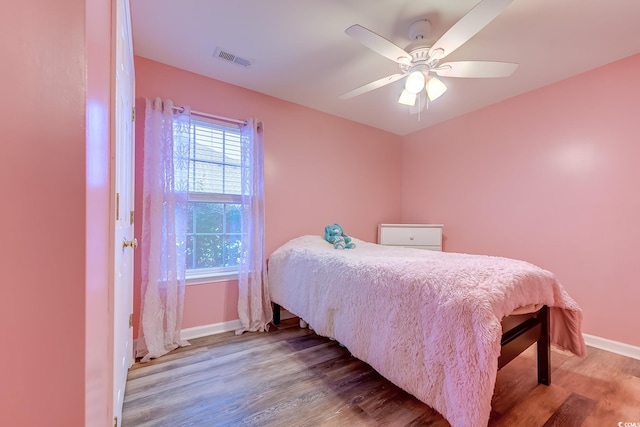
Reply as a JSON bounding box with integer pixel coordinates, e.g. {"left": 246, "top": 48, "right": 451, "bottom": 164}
{"left": 426, "top": 76, "right": 447, "bottom": 101}
{"left": 398, "top": 89, "right": 417, "bottom": 106}
{"left": 404, "top": 71, "right": 426, "bottom": 94}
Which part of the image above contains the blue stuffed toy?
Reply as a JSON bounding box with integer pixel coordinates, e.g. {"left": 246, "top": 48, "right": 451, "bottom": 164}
{"left": 324, "top": 223, "right": 355, "bottom": 249}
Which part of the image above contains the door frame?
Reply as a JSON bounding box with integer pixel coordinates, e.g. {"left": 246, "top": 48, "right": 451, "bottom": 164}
{"left": 110, "top": 0, "right": 135, "bottom": 425}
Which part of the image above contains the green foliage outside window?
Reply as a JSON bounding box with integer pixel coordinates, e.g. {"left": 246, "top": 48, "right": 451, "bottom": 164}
{"left": 186, "top": 201, "right": 242, "bottom": 269}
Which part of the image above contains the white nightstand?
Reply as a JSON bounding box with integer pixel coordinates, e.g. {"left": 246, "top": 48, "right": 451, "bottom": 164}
{"left": 378, "top": 224, "right": 443, "bottom": 251}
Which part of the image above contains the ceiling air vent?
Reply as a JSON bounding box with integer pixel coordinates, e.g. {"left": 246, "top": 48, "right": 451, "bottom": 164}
{"left": 213, "top": 47, "right": 252, "bottom": 68}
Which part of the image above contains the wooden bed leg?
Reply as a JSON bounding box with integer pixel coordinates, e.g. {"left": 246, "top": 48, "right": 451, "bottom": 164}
{"left": 537, "top": 305, "right": 551, "bottom": 385}
{"left": 273, "top": 303, "right": 281, "bottom": 325}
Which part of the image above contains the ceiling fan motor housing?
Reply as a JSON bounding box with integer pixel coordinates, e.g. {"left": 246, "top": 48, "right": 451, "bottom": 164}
{"left": 401, "top": 19, "right": 440, "bottom": 74}
{"left": 400, "top": 46, "right": 437, "bottom": 74}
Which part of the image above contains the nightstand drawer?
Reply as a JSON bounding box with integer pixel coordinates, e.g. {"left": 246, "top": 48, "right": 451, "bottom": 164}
{"left": 378, "top": 224, "right": 443, "bottom": 250}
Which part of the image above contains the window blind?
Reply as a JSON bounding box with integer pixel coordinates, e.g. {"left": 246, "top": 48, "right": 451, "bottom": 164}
{"left": 189, "top": 119, "right": 242, "bottom": 195}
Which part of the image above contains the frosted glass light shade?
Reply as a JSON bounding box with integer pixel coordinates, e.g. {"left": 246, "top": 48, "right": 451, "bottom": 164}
{"left": 426, "top": 77, "right": 447, "bottom": 101}
{"left": 398, "top": 89, "right": 417, "bottom": 106}
{"left": 404, "top": 71, "right": 426, "bottom": 94}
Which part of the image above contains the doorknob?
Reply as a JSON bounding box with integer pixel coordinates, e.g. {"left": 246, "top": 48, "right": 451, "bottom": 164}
{"left": 123, "top": 237, "right": 138, "bottom": 250}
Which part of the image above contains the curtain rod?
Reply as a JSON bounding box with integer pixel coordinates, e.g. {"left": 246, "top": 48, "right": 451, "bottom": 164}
{"left": 172, "top": 105, "right": 247, "bottom": 126}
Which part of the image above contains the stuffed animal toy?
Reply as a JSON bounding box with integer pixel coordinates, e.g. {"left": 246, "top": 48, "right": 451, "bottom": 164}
{"left": 324, "top": 223, "right": 356, "bottom": 249}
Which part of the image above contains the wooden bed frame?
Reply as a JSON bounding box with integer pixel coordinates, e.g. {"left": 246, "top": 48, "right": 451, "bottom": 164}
{"left": 272, "top": 303, "right": 551, "bottom": 385}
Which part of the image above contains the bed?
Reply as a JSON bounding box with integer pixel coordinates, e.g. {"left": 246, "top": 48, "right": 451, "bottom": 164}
{"left": 266, "top": 235, "right": 586, "bottom": 427}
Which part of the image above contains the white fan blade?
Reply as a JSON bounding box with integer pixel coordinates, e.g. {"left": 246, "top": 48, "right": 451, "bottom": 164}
{"left": 339, "top": 73, "right": 405, "bottom": 99}
{"left": 429, "top": 0, "right": 515, "bottom": 60}
{"left": 346, "top": 25, "right": 412, "bottom": 65}
{"left": 434, "top": 61, "right": 518, "bottom": 78}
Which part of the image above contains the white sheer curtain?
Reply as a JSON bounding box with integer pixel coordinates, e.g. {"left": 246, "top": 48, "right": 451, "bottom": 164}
{"left": 136, "top": 98, "right": 191, "bottom": 362}
{"left": 236, "top": 119, "right": 272, "bottom": 334}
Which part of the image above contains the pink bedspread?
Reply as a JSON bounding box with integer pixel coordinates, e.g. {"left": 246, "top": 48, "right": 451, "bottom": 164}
{"left": 267, "top": 236, "right": 585, "bottom": 427}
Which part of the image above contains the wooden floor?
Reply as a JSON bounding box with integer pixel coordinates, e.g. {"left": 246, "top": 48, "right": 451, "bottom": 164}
{"left": 122, "top": 318, "right": 640, "bottom": 426}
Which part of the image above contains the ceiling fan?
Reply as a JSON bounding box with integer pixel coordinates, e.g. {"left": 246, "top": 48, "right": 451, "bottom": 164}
{"left": 340, "top": 0, "right": 518, "bottom": 112}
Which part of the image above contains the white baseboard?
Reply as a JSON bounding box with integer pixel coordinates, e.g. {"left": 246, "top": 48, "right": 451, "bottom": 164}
{"left": 180, "top": 319, "right": 243, "bottom": 341}
{"left": 583, "top": 333, "right": 640, "bottom": 361}
{"left": 179, "top": 309, "right": 297, "bottom": 341}
{"left": 178, "top": 309, "right": 298, "bottom": 341}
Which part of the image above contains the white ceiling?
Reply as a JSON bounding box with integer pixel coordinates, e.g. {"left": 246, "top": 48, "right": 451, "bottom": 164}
{"left": 131, "top": 0, "right": 640, "bottom": 136}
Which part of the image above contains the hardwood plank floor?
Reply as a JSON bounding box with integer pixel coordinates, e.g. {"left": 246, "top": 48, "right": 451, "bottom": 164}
{"left": 122, "top": 318, "right": 640, "bottom": 426}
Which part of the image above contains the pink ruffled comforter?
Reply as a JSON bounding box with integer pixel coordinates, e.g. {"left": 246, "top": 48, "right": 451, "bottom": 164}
{"left": 267, "top": 236, "right": 585, "bottom": 427}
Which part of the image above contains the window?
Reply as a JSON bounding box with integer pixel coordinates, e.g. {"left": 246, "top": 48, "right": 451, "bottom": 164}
{"left": 185, "top": 117, "right": 243, "bottom": 283}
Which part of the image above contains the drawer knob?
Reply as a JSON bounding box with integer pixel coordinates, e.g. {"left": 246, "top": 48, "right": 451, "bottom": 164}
{"left": 409, "top": 236, "right": 414, "bottom": 240}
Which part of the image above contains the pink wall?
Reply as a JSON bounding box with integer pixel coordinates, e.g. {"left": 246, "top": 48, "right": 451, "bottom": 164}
{"left": 0, "top": 0, "right": 99, "bottom": 425}
{"left": 402, "top": 54, "right": 640, "bottom": 347}
{"left": 133, "top": 57, "right": 402, "bottom": 332}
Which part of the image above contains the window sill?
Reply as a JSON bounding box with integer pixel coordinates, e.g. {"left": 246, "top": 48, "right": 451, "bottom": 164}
{"left": 186, "top": 271, "right": 238, "bottom": 286}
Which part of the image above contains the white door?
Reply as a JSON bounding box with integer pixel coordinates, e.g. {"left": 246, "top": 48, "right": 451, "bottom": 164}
{"left": 112, "top": 0, "right": 135, "bottom": 425}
